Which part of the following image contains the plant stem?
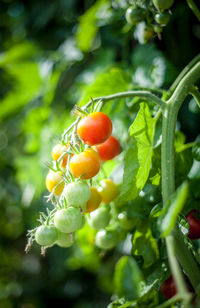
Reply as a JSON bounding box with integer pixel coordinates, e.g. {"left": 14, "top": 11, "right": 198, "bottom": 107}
{"left": 190, "top": 86, "right": 200, "bottom": 109}
{"left": 186, "top": 0, "right": 200, "bottom": 22}
{"left": 170, "top": 54, "right": 200, "bottom": 93}
{"left": 85, "top": 90, "right": 165, "bottom": 110}
{"left": 161, "top": 59, "right": 200, "bottom": 293}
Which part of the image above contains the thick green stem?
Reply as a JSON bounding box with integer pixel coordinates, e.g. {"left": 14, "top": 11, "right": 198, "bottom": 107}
{"left": 170, "top": 54, "right": 200, "bottom": 93}
{"left": 161, "top": 60, "right": 200, "bottom": 293}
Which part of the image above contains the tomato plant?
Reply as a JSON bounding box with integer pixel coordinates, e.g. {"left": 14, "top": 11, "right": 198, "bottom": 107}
{"left": 77, "top": 112, "right": 112, "bottom": 146}
{"left": 23, "top": 2, "right": 200, "bottom": 307}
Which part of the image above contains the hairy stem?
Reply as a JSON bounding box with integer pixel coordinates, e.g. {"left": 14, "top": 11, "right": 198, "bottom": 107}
{"left": 170, "top": 54, "right": 200, "bottom": 93}
{"left": 162, "top": 59, "right": 200, "bottom": 293}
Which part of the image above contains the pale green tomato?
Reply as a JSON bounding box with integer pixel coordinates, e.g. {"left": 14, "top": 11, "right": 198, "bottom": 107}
{"left": 89, "top": 207, "right": 110, "bottom": 230}
{"left": 95, "top": 229, "right": 119, "bottom": 249}
{"left": 63, "top": 182, "right": 91, "bottom": 208}
{"left": 35, "top": 225, "right": 58, "bottom": 246}
{"left": 54, "top": 207, "right": 83, "bottom": 233}
{"left": 56, "top": 231, "right": 74, "bottom": 248}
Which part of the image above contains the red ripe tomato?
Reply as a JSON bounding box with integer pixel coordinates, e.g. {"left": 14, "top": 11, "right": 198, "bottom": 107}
{"left": 186, "top": 210, "right": 200, "bottom": 240}
{"left": 52, "top": 143, "right": 69, "bottom": 168}
{"left": 161, "top": 276, "right": 177, "bottom": 299}
{"left": 97, "top": 135, "right": 121, "bottom": 161}
{"left": 86, "top": 187, "right": 102, "bottom": 213}
{"left": 70, "top": 148, "right": 101, "bottom": 179}
{"left": 77, "top": 112, "right": 112, "bottom": 146}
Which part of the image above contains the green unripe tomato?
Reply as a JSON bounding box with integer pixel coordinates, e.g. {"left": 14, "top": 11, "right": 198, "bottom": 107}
{"left": 56, "top": 230, "right": 74, "bottom": 248}
{"left": 125, "top": 7, "right": 144, "bottom": 25}
{"left": 152, "top": 0, "right": 174, "bottom": 10}
{"left": 153, "top": 25, "right": 163, "bottom": 33}
{"left": 95, "top": 229, "right": 119, "bottom": 249}
{"left": 155, "top": 13, "right": 170, "bottom": 25}
{"left": 118, "top": 212, "right": 137, "bottom": 230}
{"left": 35, "top": 225, "right": 58, "bottom": 246}
{"left": 89, "top": 207, "right": 110, "bottom": 230}
{"left": 63, "top": 182, "right": 91, "bottom": 208}
{"left": 54, "top": 207, "right": 83, "bottom": 233}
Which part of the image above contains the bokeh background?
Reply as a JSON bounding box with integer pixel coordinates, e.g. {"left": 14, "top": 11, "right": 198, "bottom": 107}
{"left": 0, "top": 0, "right": 200, "bottom": 307}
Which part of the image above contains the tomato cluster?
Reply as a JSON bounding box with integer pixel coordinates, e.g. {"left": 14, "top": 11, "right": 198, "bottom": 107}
{"left": 124, "top": 0, "right": 173, "bottom": 43}
{"left": 27, "top": 110, "right": 123, "bottom": 253}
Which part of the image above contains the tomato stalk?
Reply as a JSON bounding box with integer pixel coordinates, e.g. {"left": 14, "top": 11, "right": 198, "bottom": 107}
{"left": 161, "top": 59, "right": 200, "bottom": 296}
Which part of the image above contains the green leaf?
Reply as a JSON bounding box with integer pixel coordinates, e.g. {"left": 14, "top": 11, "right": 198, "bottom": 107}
{"left": 0, "top": 62, "right": 41, "bottom": 121}
{"left": 76, "top": 0, "right": 109, "bottom": 52}
{"left": 114, "top": 256, "right": 143, "bottom": 301}
{"left": 161, "top": 182, "right": 189, "bottom": 237}
{"left": 78, "top": 68, "right": 131, "bottom": 106}
{"left": 118, "top": 103, "right": 155, "bottom": 204}
{"left": 132, "top": 223, "right": 159, "bottom": 268}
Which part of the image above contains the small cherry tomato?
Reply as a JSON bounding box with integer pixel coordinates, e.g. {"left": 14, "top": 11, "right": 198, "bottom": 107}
{"left": 98, "top": 179, "right": 119, "bottom": 203}
{"left": 155, "top": 12, "right": 170, "bottom": 25}
{"left": 125, "top": 7, "right": 144, "bottom": 25}
{"left": 63, "top": 182, "right": 91, "bottom": 208}
{"left": 86, "top": 187, "right": 102, "bottom": 213}
{"left": 56, "top": 230, "right": 74, "bottom": 248}
{"left": 161, "top": 275, "right": 177, "bottom": 299}
{"left": 95, "top": 229, "right": 119, "bottom": 250}
{"left": 186, "top": 210, "right": 200, "bottom": 240}
{"left": 52, "top": 143, "right": 69, "bottom": 168}
{"left": 77, "top": 112, "right": 112, "bottom": 146}
{"left": 89, "top": 207, "right": 110, "bottom": 230}
{"left": 143, "top": 26, "right": 154, "bottom": 42}
{"left": 97, "top": 136, "right": 121, "bottom": 161}
{"left": 70, "top": 148, "right": 101, "bottom": 179}
{"left": 45, "top": 171, "right": 64, "bottom": 196}
{"left": 54, "top": 207, "right": 83, "bottom": 233}
{"left": 35, "top": 225, "right": 58, "bottom": 246}
{"left": 153, "top": 0, "right": 174, "bottom": 10}
{"left": 118, "top": 212, "right": 137, "bottom": 231}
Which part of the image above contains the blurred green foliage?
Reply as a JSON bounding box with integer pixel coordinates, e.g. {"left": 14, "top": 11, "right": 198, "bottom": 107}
{"left": 0, "top": 0, "right": 200, "bottom": 307}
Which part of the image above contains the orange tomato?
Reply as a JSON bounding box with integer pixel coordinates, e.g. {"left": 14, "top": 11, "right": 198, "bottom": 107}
{"left": 70, "top": 148, "right": 101, "bottom": 179}
{"left": 86, "top": 187, "right": 102, "bottom": 213}
{"left": 52, "top": 143, "right": 69, "bottom": 168}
